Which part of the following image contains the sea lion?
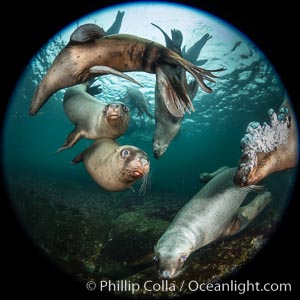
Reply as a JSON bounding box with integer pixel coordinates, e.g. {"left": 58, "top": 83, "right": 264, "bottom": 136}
{"left": 72, "top": 138, "right": 150, "bottom": 192}
{"left": 29, "top": 23, "right": 225, "bottom": 118}
{"left": 234, "top": 95, "right": 298, "bottom": 186}
{"left": 56, "top": 82, "right": 130, "bottom": 153}
{"left": 151, "top": 24, "right": 199, "bottom": 159}
{"left": 105, "top": 10, "right": 125, "bottom": 35}
{"left": 154, "top": 167, "right": 271, "bottom": 279}
{"left": 125, "top": 87, "right": 154, "bottom": 119}
{"left": 182, "top": 33, "right": 212, "bottom": 66}
{"left": 199, "top": 166, "right": 230, "bottom": 183}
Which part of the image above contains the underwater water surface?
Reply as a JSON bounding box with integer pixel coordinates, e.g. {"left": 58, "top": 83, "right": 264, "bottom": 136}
{"left": 1, "top": 1, "right": 298, "bottom": 298}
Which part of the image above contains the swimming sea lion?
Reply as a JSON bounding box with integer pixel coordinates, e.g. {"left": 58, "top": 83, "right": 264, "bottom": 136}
{"left": 105, "top": 10, "right": 125, "bottom": 35}
{"left": 125, "top": 87, "right": 154, "bottom": 119}
{"left": 151, "top": 24, "right": 199, "bottom": 159}
{"left": 72, "top": 138, "right": 150, "bottom": 192}
{"left": 234, "top": 95, "right": 298, "bottom": 186}
{"left": 154, "top": 167, "right": 271, "bottom": 279}
{"left": 182, "top": 33, "right": 212, "bottom": 66}
{"left": 199, "top": 166, "right": 230, "bottom": 183}
{"left": 29, "top": 23, "right": 224, "bottom": 117}
{"left": 56, "top": 82, "right": 130, "bottom": 153}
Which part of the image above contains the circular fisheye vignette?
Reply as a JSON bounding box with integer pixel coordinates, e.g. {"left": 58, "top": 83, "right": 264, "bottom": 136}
{"left": 1, "top": 1, "right": 298, "bottom": 298}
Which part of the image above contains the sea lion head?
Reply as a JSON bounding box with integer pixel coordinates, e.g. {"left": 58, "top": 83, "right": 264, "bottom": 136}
{"left": 153, "top": 118, "right": 182, "bottom": 159}
{"left": 234, "top": 152, "right": 273, "bottom": 186}
{"left": 234, "top": 105, "right": 293, "bottom": 187}
{"left": 154, "top": 234, "right": 192, "bottom": 279}
{"left": 103, "top": 101, "right": 129, "bottom": 126}
{"left": 116, "top": 145, "right": 150, "bottom": 192}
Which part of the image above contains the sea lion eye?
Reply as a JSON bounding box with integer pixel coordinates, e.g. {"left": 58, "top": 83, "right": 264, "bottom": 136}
{"left": 103, "top": 105, "right": 109, "bottom": 112}
{"left": 122, "top": 105, "right": 128, "bottom": 112}
{"left": 153, "top": 255, "right": 159, "bottom": 262}
{"left": 180, "top": 255, "right": 187, "bottom": 263}
{"left": 121, "top": 149, "right": 130, "bottom": 157}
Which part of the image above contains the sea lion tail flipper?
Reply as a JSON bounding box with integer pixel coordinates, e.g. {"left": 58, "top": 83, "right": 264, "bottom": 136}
{"left": 89, "top": 66, "right": 142, "bottom": 87}
{"left": 156, "top": 64, "right": 193, "bottom": 118}
{"left": 167, "top": 52, "right": 225, "bottom": 94}
{"left": 55, "top": 129, "right": 83, "bottom": 154}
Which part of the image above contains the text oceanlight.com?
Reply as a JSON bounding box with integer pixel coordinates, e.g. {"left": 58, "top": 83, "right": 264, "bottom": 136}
{"left": 86, "top": 280, "right": 292, "bottom": 294}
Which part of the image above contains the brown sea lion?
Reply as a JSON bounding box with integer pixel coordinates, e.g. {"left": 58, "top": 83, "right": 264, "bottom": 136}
{"left": 72, "top": 138, "right": 150, "bottom": 192}
{"left": 234, "top": 95, "right": 298, "bottom": 186}
{"left": 151, "top": 24, "right": 200, "bottom": 159}
{"left": 29, "top": 23, "right": 224, "bottom": 117}
{"left": 154, "top": 167, "right": 271, "bottom": 279}
{"left": 56, "top": 82, "right": 129, "bottom": 153}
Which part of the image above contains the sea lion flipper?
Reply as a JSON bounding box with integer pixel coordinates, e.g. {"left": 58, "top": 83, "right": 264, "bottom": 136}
{"left": 70, "top": 24, "right": 105, "bottom": 43}
{"left": 166, "top": 51, "right": 225, "bottom": 98}
{"left": 86, "top": 84, "right": 103, "bottom": 96}
{"left": 239, "top": 191, "right": 272, "bottom": 222}
{"left": 89, "top": 66, "right": 142, "bottom": 87}
{"left": 187, "top": 79, "right": 199, "bottom": 100}
{"left": 151, "top": 23, "right": 174, "bottom": 51}
{"left": 195, "top": 59, "right": 208, "bottom": 66}
{"left": 171, "top": 29, "right": 183, "bottom": 50}
{"left": 71, "top": 152, "right": 84, "bottom": 164}
{"left": 224, "top": 191, "right": 272, "bottom": 237}
{"left": 55, "top": 129, "right": 83, "bottom": 153}
{"left": 156, "top": 65, "right": 193, "bottom": 118}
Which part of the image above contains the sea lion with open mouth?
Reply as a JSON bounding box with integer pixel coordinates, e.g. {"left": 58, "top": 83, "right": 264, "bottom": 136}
{"left": 29, "top": 23, "right": 224, "bottom": 118}
{"left": 234, "top": 95, "right": 298, "bottom": 187}
{"left": 154, "top": 167, "right": 271, "bottom": 279}
{"left": 72, "top": 138, "right": 150, "bottom": 193}
{"left": 56, "top": 82, "right": 129, "bottom": 153}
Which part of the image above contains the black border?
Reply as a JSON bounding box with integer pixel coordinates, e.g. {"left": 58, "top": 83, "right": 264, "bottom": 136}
{"left": 1, "top": 0, "right": 298, "bottom": 298}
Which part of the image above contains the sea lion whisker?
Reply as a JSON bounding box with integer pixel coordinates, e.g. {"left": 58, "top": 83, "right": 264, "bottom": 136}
{"left": 173, "top": 267, "right": 187, "bottom": 278}
{"left": 244, "top": 185, "right": 264, "bottom": 193}
{"left": 137, "top": 170, "right": 151, "bottom": 195}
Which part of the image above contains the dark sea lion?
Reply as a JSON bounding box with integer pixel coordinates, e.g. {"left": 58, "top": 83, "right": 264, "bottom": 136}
{"left": 125, "top": 87, "right": 154, "bottom": 119}
{"left": 182, "top": 33, "right": 212, "bottom": 66}
{"left": 56, "top": 82, "right": 130, "bottom": 153}
{"left": 234, "top": 95, "right": 298, "bottom": 186}
{"left": 105, "top": 10, "right": 125, "bottom": 35}
{"left": 29, "top": 23, "right": 224, "bottom": 117}
{"left": 154, "top": 167, "right": 271, "bottom": 279}
{"left": 72, "top": 138, "right": 150, "bottom": 192}
{"left": 151, "top": 24, "right": 199, "bottom": 159}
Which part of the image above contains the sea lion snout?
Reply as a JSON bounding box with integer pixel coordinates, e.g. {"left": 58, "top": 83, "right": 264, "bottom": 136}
{"left": 153, "top": 142, "right": 168, "bottom": 159}
{"left": 105, "top": 102, "right": 129, "bottom": 124}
